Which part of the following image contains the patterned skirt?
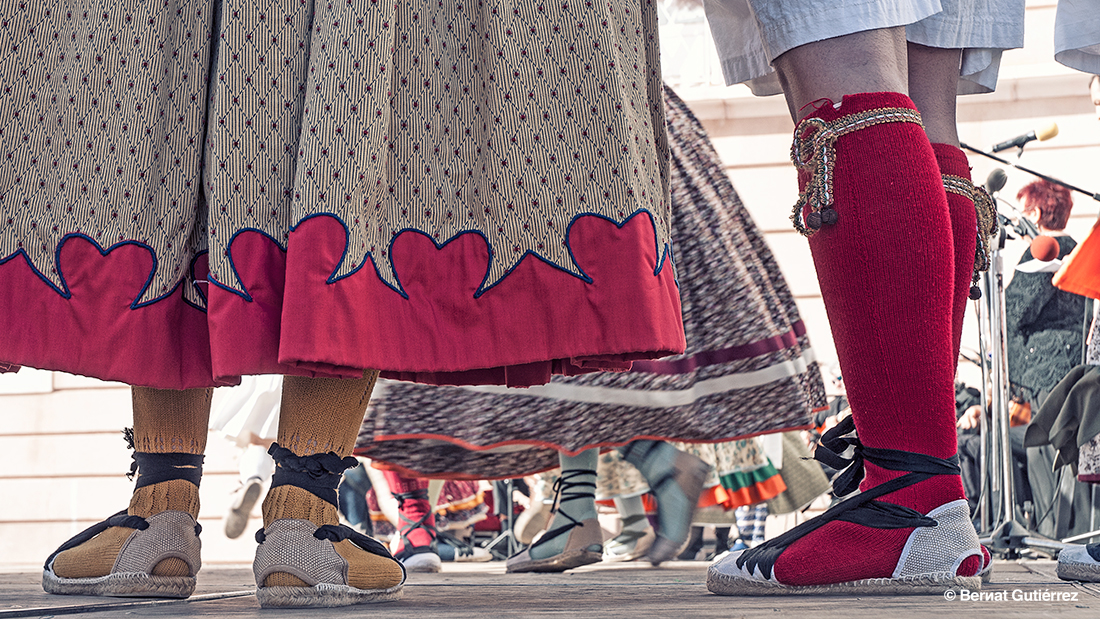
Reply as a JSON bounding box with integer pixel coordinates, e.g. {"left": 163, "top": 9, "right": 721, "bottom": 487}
{"left": 353, "top": 87, "right": 827, "bottom": 478}
{"left": 0, "top": 0, "right": 682, "bottom": 388}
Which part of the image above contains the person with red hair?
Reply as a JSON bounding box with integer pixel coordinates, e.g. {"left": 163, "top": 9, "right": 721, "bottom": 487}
{"left": 1006, "top": 180, "right": 1086, "bottom": 417}
{"left": 1018, "top": 179, "right": 1075, "bottom": 234}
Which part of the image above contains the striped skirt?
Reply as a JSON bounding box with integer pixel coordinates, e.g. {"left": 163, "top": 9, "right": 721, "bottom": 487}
{"left": 354, "top": 87, "right": 827, "bottom": 478}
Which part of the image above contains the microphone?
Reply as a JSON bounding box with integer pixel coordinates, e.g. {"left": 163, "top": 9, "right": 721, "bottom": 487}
{"left": 991, "top": 123, "right": 1058, "bottom": 152}
{"left": 1030, "top": 235, "right": 1060, "bottom": 262}
{"left": 984, "top": 168, "right": 1008, "bottom": 194}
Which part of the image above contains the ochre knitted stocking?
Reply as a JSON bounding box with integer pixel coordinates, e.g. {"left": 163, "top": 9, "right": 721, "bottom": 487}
{"left": 773, "top": 93, "right": 978, "bottom": 586}
{"left": 260, "top": 372, "right": 402, "bottom": 591}
{"left": 51, "top": 387, "right": 211, "bottom": 579}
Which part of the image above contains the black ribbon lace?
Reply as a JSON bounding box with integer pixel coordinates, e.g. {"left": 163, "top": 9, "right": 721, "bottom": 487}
{"left": 736, "top": 417, "right": 960, "bottom": 580}
{"left": 267, "top": 443, "right": 359, "bottom": 507}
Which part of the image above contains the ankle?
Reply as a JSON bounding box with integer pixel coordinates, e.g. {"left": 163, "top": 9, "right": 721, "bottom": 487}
{"left": 861, "top": 462, "right": 966, "bottom": 514}
{"left": 262, "top": 484, "right": 339, "bottom": 528}
{"left": 552, "top": 467, "right": 598, "bottom": 523}
{"left": 129, "top": 479, "right": 200, "bottom": 520}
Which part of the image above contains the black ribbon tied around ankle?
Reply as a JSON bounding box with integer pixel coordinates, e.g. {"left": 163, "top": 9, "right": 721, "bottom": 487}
{"left": 129, "top": 452, "right": 204, "bottom": 489}
{"left": 267, "top": 443, "right": 359, "bottom": 507}
{"left": 522, "top": 469, "right": 597, "bottom": 556}
{"left": 736, "top": 416, "right": 961, "bottom": 580}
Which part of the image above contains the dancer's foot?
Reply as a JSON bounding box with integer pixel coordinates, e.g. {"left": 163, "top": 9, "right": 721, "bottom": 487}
{"left": 506, "top": 463, "right": 602, "bottom": 573}
{"left": 43, "top": 456, "right": 203, "bottom": 598}
{"left": 506, "top": 517, "right": 604, "bottom": 572}
{"left": 1057, "top": 543, "right": 1100, "bottom": 583}
{"left": 225, "top": 476, "right": 264, "bottom": 539}
{"left": 620, "top": 442, "right": 709, "bottom": 565}
{"left": 707, "top": 421, "right": 983, "bottom": 595}
{"left": 255, "top": 447, "right": 405, "bottom": 608}
{"left": 515, "top": 475, "right": 555, "bottom": 545}
{"left": 438, "top": 541, "right": 493, "bottom": 563}
{"left": 705, "top": 527, "right": 731, "bottom": 561}
{"left": 603, "top": 516, "right": 657, "bottom": 562}
{"left": 677, "top": 526, "right": 705, "bottom": 561}
{"left": 385, "top": 473, "right": 441, "bottom": 573}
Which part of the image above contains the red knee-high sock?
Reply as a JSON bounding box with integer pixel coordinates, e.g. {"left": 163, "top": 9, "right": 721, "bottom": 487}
{"left": 383, "top": 471, "right": 435, "bottom": 554}
{"left": 931, "top": 142, "right": 978, "bottom": 365}
{"left": 773, "top": 92, "right": 975, "bottom": 586}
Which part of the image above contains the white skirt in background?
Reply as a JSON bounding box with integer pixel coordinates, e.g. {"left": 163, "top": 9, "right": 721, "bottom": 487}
{"left": 1055, "top": 0, "right": 1100, "bottom": 74}
{"left": 209, "top": 375, "right": 283, "bottom": 448}
{"left": 701, "top": 0, "right": 1049, "bottom": 95}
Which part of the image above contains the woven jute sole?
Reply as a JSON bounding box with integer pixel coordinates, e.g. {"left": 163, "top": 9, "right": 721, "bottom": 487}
{"left": 506, "top": 548, "right": 603, "bottom": 573}
{"left": 707, "top": 568, "right": 982, "bottom": 596}
{"left": 256, "top": 581, "right": 404, "bottom": 608}
{"left": 42, "top": 569, "right": 195, "bottom": 598}
{"left": 1057, "top": 561, "right": 1100, "bottom": 583}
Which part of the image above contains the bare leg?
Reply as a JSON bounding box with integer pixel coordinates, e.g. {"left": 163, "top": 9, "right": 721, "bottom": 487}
{"left": 907, "top": 43, "right": 963, "bottom": 146}
{"left": 773, "top": 28, "right": 908, "bottom": 122}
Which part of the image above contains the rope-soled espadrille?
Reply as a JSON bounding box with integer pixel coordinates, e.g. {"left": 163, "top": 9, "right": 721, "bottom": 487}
{"left": 254, "top": 518, "right": 406, "bottom": 607}
{"left": 707, "top": 500, "right": 982, "bottom": 595}
{"left": 43, "top": 509, "right": 201, "bottom": 598}
{"left": 707, "top": 418, "right": 983, "bottom": 596}
{"left": 1057, "top": 544, "right": 1100, "bottom": 583}
{"left": 254, "top": 444, "right": 406, "bottom": 608}
{"left": 42, "top": 448, "right": 204, "bottom": 599}
{"left": 506, "top": 469, "right": 603, "bottom": 573}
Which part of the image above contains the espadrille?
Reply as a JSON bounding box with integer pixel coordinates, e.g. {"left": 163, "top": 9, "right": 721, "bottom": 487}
{"left": 43, "top": 509, "right": 201, "bottom": 598}
{"left": 391, "top": 485, "right": 442, "bottom": 573}
{"left": 506, "top": 467, "right": 603, "bottom": 573}
{"left": 43, "top": 449, "right": 205, "bottom": 599}
{"left": 707, "top": 417, "right": 983, "bottom": 596}
{"left": 1057, "top": 543, "right": 1100, "bottom": 582}
{"left": 642, "top": 449, "right": 710, "bottom": 566}
{"left": 254, "top": 518, "right": 406, "bottom": 607}
{"left": 602, "top": 518, "right": 656, "bottom": 563}
{"left": 254, "top": 444, "right": 406, "bottom": 608}
{"left": 707, "top": 499, "right": 983, "bottom": 595}
{"left": 506, "top": 517, "right": 603, "bottom": 572}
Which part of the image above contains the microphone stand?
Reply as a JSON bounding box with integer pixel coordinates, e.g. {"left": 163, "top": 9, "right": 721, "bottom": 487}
{"left": 484, "top": 479, "right": 522, "bottom": 559}
{"left": 973, "top": 205, "right": 1072, "bottom": 559}
{"left": 960, "top": 143, "right": 1100, "bottom": 204}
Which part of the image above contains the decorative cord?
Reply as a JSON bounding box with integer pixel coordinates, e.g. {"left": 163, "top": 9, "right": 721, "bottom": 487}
{"left": 790, "top": 107, "right": 924, "bottom": 236}
{"left": 944, "top": 174, "right": 999, "bottom": 299}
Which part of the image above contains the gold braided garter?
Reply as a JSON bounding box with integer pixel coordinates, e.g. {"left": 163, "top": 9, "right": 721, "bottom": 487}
{"left": 944, "top": 174, "right": 999, "bottom": 298}
{"left": 790, "top": 107, "right": 924, "bottom": 237}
